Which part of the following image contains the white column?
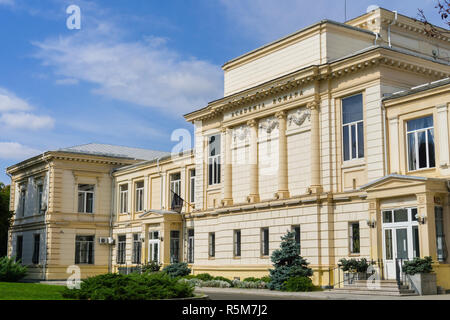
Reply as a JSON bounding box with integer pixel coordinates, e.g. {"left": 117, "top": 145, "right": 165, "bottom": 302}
{"left": 437, "top": 104, "right": 449, "bottom": 167}
{"left": 388, "top": 117, "right": 400, "bottom": 173}
{"left": 275, "top": 111, "right": 289, "bottom": 199}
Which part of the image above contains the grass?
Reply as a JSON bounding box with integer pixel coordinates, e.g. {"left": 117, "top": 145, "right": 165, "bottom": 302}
{"left": 0, "top": 282, "right": 69, "bottom": 300}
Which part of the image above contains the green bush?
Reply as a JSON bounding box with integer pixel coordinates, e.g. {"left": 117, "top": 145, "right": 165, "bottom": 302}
{"left": 243, "top": 277, "right": 260, "bottom": 282}
{"left": 213, "top": 276, "right": 233, "bottom": 285}
{"left": 402, "top": 256, "right": 433, "bottom": 275}
{"left": 162, "top": 262, "right": 191, "bottom": 278}
{"left": 283, "top": 276, "right": 315, "bottom": 292}
{"left": 195, "top": 273, "right": 214, "bottom": 281}
{"left": 62, "top": 272, "right": 194, "bottom": 300}
{"left": 0, "top": 256, "right": 27, "bottom": 282}
{"left": 141, "top": 261, "right": 161, "bottom": 273}
{"left": 260, "top": 276, "right": 271, "bottom": 284}
{"left": 338, "top": 258, "right": 371, "bottom": 273}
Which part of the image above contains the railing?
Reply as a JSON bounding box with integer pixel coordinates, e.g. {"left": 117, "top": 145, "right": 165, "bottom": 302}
{"left": 328, "top": 259, "right": 382, "bottom": 289}
{"left": 395, "top": 257, "right": 410, "bottom": 286}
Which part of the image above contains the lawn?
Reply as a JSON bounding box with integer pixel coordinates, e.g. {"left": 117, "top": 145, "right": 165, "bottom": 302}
{"left": 0, "top": 282, "right": 68, "bottom": 300}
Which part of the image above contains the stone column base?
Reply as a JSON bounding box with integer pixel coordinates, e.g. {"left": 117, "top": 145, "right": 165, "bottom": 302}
{"left": 247, "top": 194, "right": 260, "bottom": 203}
{"left": 308, "top": 185, "right": 323, "bottom": 194}
{"left": 275, "top": 191, "right": 290, "bottom": 200}
{"left": 221, "top": 199, "right": 233, "bottom": 207}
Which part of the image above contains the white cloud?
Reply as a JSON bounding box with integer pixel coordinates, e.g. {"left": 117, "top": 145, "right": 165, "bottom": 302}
{"left": 0, "top": 0, "right": 14, "bottom": 6}
{"left": 33, "top": 24, "right": 223, "bottom": 114}
{"left": 0, "top": 142, "right": 41, "bottom": 160}
{"left": 0, "top": 88, "right": 32, "bottom": 112}
{"left": 55, "top": 78, "right": 79, "bottom": 85}
{"left": 0, "top": 112, "right": 54, "bottom": 130}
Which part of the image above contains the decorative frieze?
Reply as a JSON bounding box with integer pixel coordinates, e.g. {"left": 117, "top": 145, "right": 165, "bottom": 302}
{"left": 288, "top": 109, "right": 311, "bottom": 127}
{"left": 259, "top": 117, "right": 279, "bottom": 134}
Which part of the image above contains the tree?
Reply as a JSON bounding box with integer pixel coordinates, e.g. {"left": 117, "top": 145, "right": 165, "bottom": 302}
{"left": 0, "top": 183, "right": 12, "bottom": 257}
{"left": 268, "top": 231, "right": 313, "bottom": 290}
{"left": 418, "top": 0, "right": 450, "bottom": 38}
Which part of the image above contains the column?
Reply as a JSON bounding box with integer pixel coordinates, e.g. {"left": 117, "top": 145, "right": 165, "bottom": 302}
{"left": 417, "top": 192, "right": 438, "bottom": 260}
{"left": 275, "top": 111, "right": 289, "bottom": 199}
{"left": 223, "top": 127, "right": 233, "bottom": 206}
{"left": 437, "top": 104, "right": 449, "bottom": 167}
{"left": 388, "top": 117, "right": 400, "bottom": 173}
{"left": 307, "top": 99, "right": 322, "bottom": 194}
{"left": 247, "top": 119, "right": 260, "bottom": 203}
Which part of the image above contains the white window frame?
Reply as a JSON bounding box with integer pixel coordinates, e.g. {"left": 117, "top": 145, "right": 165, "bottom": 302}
{"left": 37, "top": 183, "right": 44, "bottom": 214}
{"left": 19, "top": 186, "right": 26, "bottom": 217}
{"left": 78, "top": 184, "right": 95, "bottom": 214}
{"left": 406, "top": 117, "right": 435, "bottom": 171}
{"left": 135, "top": 181, "right": 144, "bottom": 212}
{"left": 117, "top": 235, "right": 126, "bottom": 265}
{"left": 189, "top": 169, "right": 195, "bottom": 204}
{"left": 208, "top": 232, "right": 215, "bottom": 258}
{"left": 349, "top": 222, "right": 360, "bottom": 254}
{"left": 261, "top": 227, "right": 269, "bottom": 256}
{"left": 119, "top": 184, "right": 128, "bottom": 214}
{"left": 342, "top": 94, "right": 364, "bottom": 161}
{"left": 170, "top": 173, "right": 181, "bottom": 205}
{"left": 187, "top": 229, "right": 194, "bottom": 264}
{"left": 234, "top": 229, "right": 241, "bottom": 257}
{"left": 75, "top": 235, "right": 95, "bottom": 264}
{"left": 208, "top": 134, "right": 221, "bottom": 186}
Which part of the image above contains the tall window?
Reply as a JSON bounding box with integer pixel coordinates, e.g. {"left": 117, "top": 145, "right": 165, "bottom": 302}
{"left": 170, "top": 173, "right": 181, "bottom": 205}
{"left": 208, "top": 232, "right": 215, "bottom": 258}
{"left": 78, "top": 184, "right": 94, "bottom": 213}
{"left": 32, "top": 234, "right": 40, "bottom": 264}
{"left": 75, "top": 235, "right": 94, "bottom": 264}
{"left": 119, "top": 184, "right": 128, "bottom": 214}
{"left": 189, "top": 169, "right": 195, "bottom": 204}
{"left": 149, "top": 231, "right": 160, "bottom": 263}
{"left": 342, "top": 94, "right": 364, "bottom": 161}
{"left": 407, "top": 116, "right": 435, "bottom": 171}
{"left": 435, "top": 206, "right": 447, "bottom": 262}
{"left": 19, "top": 187, "right": 26, "bottom": 217}
{"left": 292, "top": 225, "right": 301, "bottom": 255}
{"left": 187, "top": 229, "right": 194, "bottom": 264}
{"left": 135, "top": 181, "right": 144, "bottom": 212}
{"left": 234, "top": 230, "right": 241, "bottom": 257}
{"left": 117, "top": 235, "right": 126, "bottom": 264}
{"left": 37, "top": 184, "right": 44, "bottom": 214}
{"left": 261, "top": 228, "right": 269, "bottom": 256}
{"left": 132, "top": 234, "right": 142, "bottom": 264}
{"left": 349, "top": 222, "right": 360, "bottom": 254}
{"left": 16, "top": 236, "right": 23, "bottom": 262}
{"left": 170, "top": 230, "right": 180, "bottom": 263}
{"left": 208, "top": 135, "right": 221, "bottom": 185}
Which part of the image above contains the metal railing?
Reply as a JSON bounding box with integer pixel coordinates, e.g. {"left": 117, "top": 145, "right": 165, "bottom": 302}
{"left": 328, "top": 259, "right": 381, "bottom": 289}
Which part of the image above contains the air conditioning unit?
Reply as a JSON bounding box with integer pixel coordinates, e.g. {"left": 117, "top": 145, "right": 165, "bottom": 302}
{"left": 107, "top": 237, "right": 115, "bottom": 245}
{"left": 98, "top": 237, "right": 108, "bottom": 244}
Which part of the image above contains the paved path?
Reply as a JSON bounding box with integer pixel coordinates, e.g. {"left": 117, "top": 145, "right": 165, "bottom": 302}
{"left": 195, "top": 287, "right": 450, "bottom": 300}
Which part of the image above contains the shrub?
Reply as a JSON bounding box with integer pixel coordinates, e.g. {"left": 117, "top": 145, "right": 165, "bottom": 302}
{"left": 0, "top": 256, "right": 27, "bottom": 282}
{"left": 162, "top": 262, "right": 191, "bottom": 278}
{"left": 243, "top": 277, "right": 260, "bottom": 282}
{"left": 62, "top": 272, "right": 194, "bottom": 300}
{"left": 283, "top": 276, "right": 315, "bottom": 292}
{"left": 141, "top": 261, "right": 161, "bottom": 273}
{"left": 268, "top": 231, "right": 313, "bottom": 290}
{"left": 260, "top": 276, "right": 271, "bottom": 284}
{"left": 338, "top": 258, "right": 370, "bottom": 273}
{"left": 202, "top": 280, "right": 231, "bottom": 288}
{"left": 195, "top": 273, "right": 214, "bottom": 281}
{"left": 232, "top": 280, "right": 268, "bottom": 289}
{"left": 213, "top": 276, "right": 233, "bottom": 285}
{"left": 402, "top": 256, "right": 433, "bottom": 275}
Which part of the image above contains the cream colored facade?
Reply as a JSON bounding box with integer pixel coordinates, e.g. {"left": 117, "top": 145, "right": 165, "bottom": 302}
{"left": 6, "top": 8, "right": 450, "bottom": 289}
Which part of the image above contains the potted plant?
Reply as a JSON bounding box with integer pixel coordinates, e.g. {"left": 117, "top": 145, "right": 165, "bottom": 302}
{"left": 338, "top": 258, "right": 371, "bottom": 284}
{"left": 402, "top": 256, "right": 437, "bottom": 295}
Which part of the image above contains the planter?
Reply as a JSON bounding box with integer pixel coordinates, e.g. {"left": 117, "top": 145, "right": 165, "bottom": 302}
{"left": 343, "top": 272, "right": 367, "bottom": 285}
{"left": 406, "top": 273, "right": 437, "bottom": 295}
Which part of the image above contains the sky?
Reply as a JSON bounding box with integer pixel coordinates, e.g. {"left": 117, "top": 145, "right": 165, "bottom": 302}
{"left": 0, "top": 0, "right": 447, "bottom": 184}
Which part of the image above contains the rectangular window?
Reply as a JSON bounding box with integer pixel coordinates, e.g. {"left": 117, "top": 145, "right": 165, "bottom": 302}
{"left": 189, "top": 169, "right": 195, "bottom": 204}
{"left": 407, "top": 116, "right": 435, "bottom": 171}
{"left": 349, "top": 222, "right": 360, "bottom": 254}
{"left": 292, "top": 225, "right": 301, "bottom": 255}
{"left": 37, "top": 184, "right": 44, "bottom": 214}
{"left": 385, "top": 229, "right": 393, "bottom": 260}
{"left": 187, "top": 229, "right": 194, "bottom": 264}
{"left": 75, "top": 235, "right": 94, "bottom": 264}
{"left": 170, "top": 230, "right": 180, "bottom": 263}
{"left": 208, "top": 232, "right": 215, "bottom": 258}
{"left": 19, "top": 187, "right": 26, "bottom": 217}
{"left": 170, "top": 173, "right": 181, "bottom": 207}
{"left": 148, "top": 231, "right": 160, "bottom": 263}
{"left": 342, "top": 94, "right": 364, "bottom": 161}
{"left": 261, "top": 228, "right": 269, "bottom": 256}
{"left": 135, "top": 181, "right": 144, "bottom": 212}
{"left": 234, "top": 230, "right": 241, "bottom": 257}
{"left": 78, "top": 184, "right": 94, "bottom": 213}
{"left": 16, "top": 236, "right": 23, "bottom": 262}
{"left": 208, "top": 135, "right": 221, "bottom": 185}
{"left": 119, "top": 184, "right": 128, "bottom": 214}
{"left": 435, "top": 206, "right": 447, "bottom": 262}
{"left": 117, "top": 235, "right": 126, "bottom": 264}
{"left": 32, "top": 234, "right": 40, "bottom": 264}
{"left": 132, "top": 234, "right": 142, "bottom": 264}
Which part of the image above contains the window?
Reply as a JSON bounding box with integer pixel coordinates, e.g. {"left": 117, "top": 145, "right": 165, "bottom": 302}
{"left": 189, "top": 169, "right": 195, "bottom": 204}
{"left": 234, "top": 230, "right": 241, "bottom": 257}
{"left": 132, "top": 234, "right": 142, "bottom": 264}
{"left": 170, "top": 230, "right": 180, "bottom": 263}
{"left": 170, "top": 173, "right": 181, "bottom": 206}
{"left": 78, "top": 184, "right": 94, "bottom": 213}
{"left": 135, "top": 181, "right": 144, "bottom": 212}
{"left": 349, "top": 222, "right": 360, "bottom": 254}
{"left": 37, "top": 184, "right": 44, "bottom": 214}
{"left": 19, "top": 187, "right": 26, "bottom": 217}
{"left": 208, "top": 232, "right": 215, "bottom": 258}
{"left": 435, "top": 206, "right": 447, "bottom": 262}
{"left": 117, "top": 235, "right": 126, "bottom": 264}
{"left": 32, "top": 234, "right": 40, "bottom": 264}
{"left": 75, "top": 235, "right": 94, "bottom": 264}
{"left": 261, "top": 228, "right": 269, "bottom": 256}
{"left": 187, "top": 229, "right": 194, "bottom": 264}
{"left": 208, "top": 135, "right": 221, "bottom": 185}
{"left": 119, "top": 184, "right": 128, "bottom": 214}
{"left": 292, "top": 225, "right": 301, "bottom": 255}
{"left": 16, "top": 236, "right": 23, "bottom": 262}
{"left": 148, "top": 231, "right": 160, "bottom": 263}
{"left": 342, "top": 94, "right": 364, "bottom": 161}
{"left": 407, "top": 116, "right": 435, "bottom": 171}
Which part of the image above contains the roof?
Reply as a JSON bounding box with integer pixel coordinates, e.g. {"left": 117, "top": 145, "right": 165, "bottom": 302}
{"left": 383, "top": 78, "right": 450, "bottom": 101}
{"left": 359, "top": 173, "right": 442, "bottom": 190}
{"left": 57, "top": 143, "right": 170, "bottom": 161}
{"left": 138, "top": 209, "right": 180, "bottom": 217}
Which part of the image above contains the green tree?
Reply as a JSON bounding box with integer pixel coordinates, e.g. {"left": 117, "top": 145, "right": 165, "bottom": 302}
{"left": 0, "top": 183, "right": 12, "bottom": 257}
{"left": 268, "top": 231, "right": 313, "bottom": 291}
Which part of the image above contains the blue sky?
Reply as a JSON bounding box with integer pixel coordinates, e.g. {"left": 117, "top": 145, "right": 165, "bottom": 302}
{"left": 0, "top": 0, "right": 446, "bottom": 184}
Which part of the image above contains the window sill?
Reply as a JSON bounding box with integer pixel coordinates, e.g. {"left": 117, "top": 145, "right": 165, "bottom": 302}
{"left": 342, "top": 158, "right": 366, "bottom": 169}
{"left": 233, "top": 256, "right": 241, "bottom": 260}
{"left": 407, "top": 167, "right": 436, "bottom": 174}
{"left": 208, "top": 257, "right": 215, "bottom": 260}
{"left": 348, "top": 253, "right": 360, "bottom": 257}
{"left": 260, "top": 255, "right": 270, "bottom": 259}
{"left": 207, "top": 184, "right": 222, "bottom": 192}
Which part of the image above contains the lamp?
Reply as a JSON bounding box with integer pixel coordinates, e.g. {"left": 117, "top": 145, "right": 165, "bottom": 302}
{"left": 415, "top": 213, "right": 426, "bottom": 224}
{"left": 366, "top": 219, "right": 376, "bottom": 228}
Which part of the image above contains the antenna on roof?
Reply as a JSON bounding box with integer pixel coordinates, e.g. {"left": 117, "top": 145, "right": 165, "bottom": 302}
{"left": 344, "top": 0, "right": 347, "bottom": 22}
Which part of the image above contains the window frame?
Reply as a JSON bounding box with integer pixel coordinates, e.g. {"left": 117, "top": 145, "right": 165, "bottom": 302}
{"left": 349, "top": 222, "right": 360, "bottom": 254}
{"left": 37, "top": 183, "right": 44, "bottom": 214}
{"left": 170, "top": 230, "right": 180, "bottom": 264}
{"left": 16, "top": 235, "right": 23, "bottom": 262}
{"left": 208, "top": 134, "right": 221, "bottom": 186}
{"left": 169, "top": 172, "right": 181, "bottom": 207}
{"left": 406, "top": 115, "right": 435, "bottom": 172}
{"left": 117, "top": 235, "right": 126, "bottom": 265}
{"left": 119, "top": 184, "right": 128, "bottom": 214}
{"left": 135, "top": 181, "right": 144, "bottom": 213}
{"left": 261, "top": 227, "right": 269, "bottom": 256}
{"left": 75, "top": 235, "right": 95, "bottom": 265}
{"left": 208, "top": 232, "right": 215, "bottom": 258}
{"left": 234, "top": 229, "right": 241, "bottom": 257}
{"left": 77, "top": 184, "right": 95, "bottom": 214}
{"left": 341, "top": 93, "right": 364, "bottom": 162}
{"left": 32, "top": 234, "right": 40, "bottom": 265}
{"left": 189, "top": 169, "right": 195, "bottom": 204}
{"left": 132, "top": 233, "right": 142, "bottom": 264}
{"left": 292, "top": 225, "right": 301, "bottom": 255}
{"left": 187, "top": 229, "right": 194, "bottom": 264}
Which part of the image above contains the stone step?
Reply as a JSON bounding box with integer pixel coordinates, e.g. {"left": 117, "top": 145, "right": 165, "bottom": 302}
{"left": 339, "top": 286, "right": 404, "bottom": 292}
{"left": 345, "top": 282, "right": 409, "bottom": 289}
{"left": 333, "top": 288, "right": 417, "bottom": 296}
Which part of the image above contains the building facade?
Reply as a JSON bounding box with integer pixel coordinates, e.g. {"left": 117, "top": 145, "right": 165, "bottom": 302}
{"left": 6, "top": 8, "right": 450, "bottom": 289}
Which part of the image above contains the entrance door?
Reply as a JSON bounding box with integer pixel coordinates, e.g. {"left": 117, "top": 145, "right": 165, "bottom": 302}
{"left": 382, "top": 208, "right": 420, "bottom": 279}
{"left": 148, "top": 230, "right": 160, "bottom": 264}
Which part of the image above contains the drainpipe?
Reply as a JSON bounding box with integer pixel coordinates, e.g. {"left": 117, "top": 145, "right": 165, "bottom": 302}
{"left": 388, "top": 11, "right": 398, "bottom": 48}
{"left": 108, "top": 168, "right": 115, "bottom": 274}
{"left": 382, "top": 102, "right": 388, "bottom": 176}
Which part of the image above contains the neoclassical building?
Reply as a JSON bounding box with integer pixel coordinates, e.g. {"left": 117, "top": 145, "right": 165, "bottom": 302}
{"left": 6, "top": 7, "right": 450, "bottom": 290}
